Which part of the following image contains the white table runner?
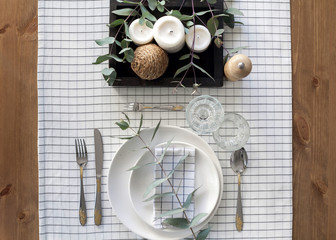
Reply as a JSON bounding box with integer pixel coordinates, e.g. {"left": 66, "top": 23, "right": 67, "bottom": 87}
{"left": 38, "top": 0, "right": 292, "bottom": 239}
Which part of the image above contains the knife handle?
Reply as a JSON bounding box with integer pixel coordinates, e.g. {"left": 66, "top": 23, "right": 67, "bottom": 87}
{"left": 94, "top": 178, "right": 102, "bottom": 225}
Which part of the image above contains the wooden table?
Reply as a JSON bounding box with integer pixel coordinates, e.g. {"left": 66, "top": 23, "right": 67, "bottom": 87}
{"left": 0, "top": 0, "right": 335, "bottom": 239}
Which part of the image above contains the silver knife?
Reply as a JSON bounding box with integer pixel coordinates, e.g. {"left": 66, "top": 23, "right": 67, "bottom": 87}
{"left": 94, "top": 128, "right": 103, "bottom": 225}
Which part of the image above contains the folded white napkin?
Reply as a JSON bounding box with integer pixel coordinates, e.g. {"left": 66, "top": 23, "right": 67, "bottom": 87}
{"left": 153, "top": 146, "right": 196, "bottom": 229}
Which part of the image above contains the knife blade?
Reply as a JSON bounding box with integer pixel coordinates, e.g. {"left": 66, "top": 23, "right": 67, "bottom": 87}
{"left": 94, "top": 128, "right": 103, "bottom": 225}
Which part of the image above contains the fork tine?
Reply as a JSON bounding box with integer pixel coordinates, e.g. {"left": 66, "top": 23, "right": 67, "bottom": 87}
{"left": 79, "top": 139, "right": 84, "bottom": 157}
{"left": 83, "top": 139, "right": 88, "bottom": 157}
{"left": 75, "top": 139, "right": 79, "bottom": 157}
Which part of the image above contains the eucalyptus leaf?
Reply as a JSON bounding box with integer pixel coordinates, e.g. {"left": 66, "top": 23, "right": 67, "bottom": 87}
{"left": 162, "top": 218, "right": 190, "bottom": 229}
{"left": 226, "top": 8, "right": 244, "bottom": 16}
{"left": 119, "top": 136, "right": 134, "bottom": 140}
{"left": 192, "top": 63, "right": 214, "bottom": 80}
{"left": 207, "top": 17, "right": 219, "bottom": 36}
{"left": 128, "top": 138, "right": 172, "bottom": 171}
{"left": 139, "top": 16, "right": 145, "bottom": 25}
{"left": 117, "top": 0, "right": 138, "bottom": 4}
{"left": 196, "top": 227, "right": 211, "bottom": 240}
{"left": 214, "top": 37, "right": 222, "bottom": 48}
{"left": 95, "top": 37, "right": 115, "bottom": 46}
{"left": 137, "top": 113, "right": 143, "bottom": 134}
{"left": 102, "top": 68, "right": 114, "bottom": 76}
{"left": 166, "top": 10, "right": 182, "bottom": 18}
{"left": 179, "top": 14, "right": 193, "bottom": 21}
{"left": 112, "top": 8, "right": 138, "bottom": 16}
{"left": 125, "top": 48, "right": 134, "bottom": 63}
{"left": 179, "top": 53, "right": 191, "bottom": 60}
{"left": 173, "top": 63, "right": 191, "bottom": 78}
{"left": 145, "top": 20, "right": 154, "bottom": 29}
{"left": 189, "top": 213, "right": 207, "bottom": 228}
{"left": 223, "top": 53, "right": 229, "bottom": 65}
{"left": 193, "top": 54, "right": 200, "bottom": 59}
{"left": 186, "top": 21, "right": 194, "bottom": 27}
{"left": 157, "top": 4, "right": 164, "bottom": 12}
{"left": 157, "top": 207, "right": 185, "bottom": 218}
{"left": 196, "top": 9, "right": 219, "bottom": 16}
{"left": 115, "top": 120, "right": 129, "bottom": 130}
{"left": 166, "top": 152, "right": 190, "bottom": 179}
{"left": 143, "top": 177, "right": 167, "bottom": 197}
{"left": 104, "top": 70, "right": 117, "bottom": 86}
{"left": 121, "top": 39, "right": 129, "bottom": 48}
{"left": 228, "top": 46, "right": 248, "bottom": 54}
{"left": 151, "top": 119, "right": 161, "bottom": 141}
{"left": 156, "top": 138, "right": 174, "bottom": 164}
{"left": 140, "top": 4, "right": 157, "bottom": 21}
{"left": 147, "top": 0, "right": 157, "bottom": 11}
{"left": 215, "top": 29, "right": 224, "bottom": 36}
{"left": 207, "top": 0, "right": 217, "bottom": 4}
{"left": 122, "top": 112, "right": 131, "bottom": 124}
{"left": 127, "top": 160, "right": 156, "bottom": 171}
{"left": 93, "top": 54, "right": 113, "bottom": 64}
{"left": 143, "top": 192, "right": 174, "bottom": 202}
{"left": 119, "top": 47, "right": 132, "bottom": 54}
{"left": 234, "top": 21, "right": 244, "bottom": 25}
{"left": 182, "top": 187, "right": 199, "bottom": 209}
{"left": 223, "top": 13, "right": 235, "bottom": 28}
{"left": 107, "top": 19, "right": 124, "bottom": 28}
{"left": 124, "top": 22, "right": 131, "bottom": 38}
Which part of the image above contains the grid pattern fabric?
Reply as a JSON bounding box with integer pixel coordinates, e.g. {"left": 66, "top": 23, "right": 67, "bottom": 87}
{"left": 154, "top": 146, "right": 195, "bottom": 229}
{"left": 38, "top": 0, "right": 292, "bottom": 239}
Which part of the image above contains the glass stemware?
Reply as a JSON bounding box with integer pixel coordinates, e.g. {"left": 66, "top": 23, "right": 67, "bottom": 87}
{"left": 212, "top": 113, "right": 250, "bottom": 151}
{"left": 185, "top": 95, "right": 225, "bottom": 134}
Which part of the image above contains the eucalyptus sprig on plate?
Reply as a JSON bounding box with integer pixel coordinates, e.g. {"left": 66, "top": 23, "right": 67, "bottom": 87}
{"left": 94, "top": 0, "right": 245, "bottom": 91}
{"left": 115, "top": 113, "right": 211, "bottom": 239}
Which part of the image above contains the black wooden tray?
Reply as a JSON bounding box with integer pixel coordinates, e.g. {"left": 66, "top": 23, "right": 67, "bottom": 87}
{"left": 109, "top": 0, "right": 224, "bottom": 87}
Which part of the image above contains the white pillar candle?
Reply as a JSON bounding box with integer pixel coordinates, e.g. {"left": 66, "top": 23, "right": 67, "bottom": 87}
{"left": 129, "top": 19, "right": 154, "bottom": 46}
{"left": 153, "top": 16, "right": 185, "bottom": 53}
{"left": 186, "top": 25, "right": 212, "bottom": 53}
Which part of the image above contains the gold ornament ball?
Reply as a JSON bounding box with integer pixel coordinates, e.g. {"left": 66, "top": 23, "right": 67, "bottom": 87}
{"left": 131, "top": 43, "right": 169, "bottom": 80}
{"left": 224, "top": 54, "right": 252, "bottom": 81}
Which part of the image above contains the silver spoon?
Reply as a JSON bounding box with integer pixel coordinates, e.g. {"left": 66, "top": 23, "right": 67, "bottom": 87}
{"left": 230, "top": 147, "right": 248, "bottom": 231}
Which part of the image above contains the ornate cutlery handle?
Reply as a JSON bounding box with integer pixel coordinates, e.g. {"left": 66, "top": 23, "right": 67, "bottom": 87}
{"left": 94, "top": 178, "right": 102, "bottom": 225}
{"left": 236, "top": 173, "right": 243, "bottom": 231}
{"left": 79, "top": 166, "right": 87, "bottom": 226}
{"left": 143, "top": 105, "right": 184, "bottom": 111}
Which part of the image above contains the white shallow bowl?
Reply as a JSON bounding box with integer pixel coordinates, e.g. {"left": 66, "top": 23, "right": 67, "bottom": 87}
{"left": 107, "top": 126, "right": 223, "bottom": 240}
{"left": 129, "top": 141, "right": 221, "bottom": 229}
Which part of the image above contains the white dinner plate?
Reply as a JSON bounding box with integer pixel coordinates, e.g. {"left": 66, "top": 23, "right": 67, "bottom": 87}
{"left": 129, "top": 141, "right": 221, "bottom": 229}
{"left": 107, "top": 126, "right": 223, "bottom": 240}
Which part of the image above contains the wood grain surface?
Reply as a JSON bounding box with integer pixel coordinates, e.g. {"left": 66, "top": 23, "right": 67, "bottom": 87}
{"left": 0, "top": 0, "right": 39, "bottom": 239}
{"left": 0, "top": 0, "right": 336, "bottom": 239}
{"left": 291, "top": 0, "right": 336, "bottom": 239}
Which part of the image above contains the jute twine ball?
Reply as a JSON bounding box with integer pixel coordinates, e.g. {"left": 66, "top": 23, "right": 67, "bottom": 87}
{"left": 131, "top": 43, "right": 169, "bottom": 80}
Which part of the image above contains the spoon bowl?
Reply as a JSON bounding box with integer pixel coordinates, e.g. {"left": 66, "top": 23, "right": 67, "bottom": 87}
{"left": 230, "top": 148, "right": 248, "bottom": 174}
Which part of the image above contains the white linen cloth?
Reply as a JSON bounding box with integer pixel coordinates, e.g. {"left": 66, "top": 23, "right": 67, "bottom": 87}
{"left": 153, "top": 146, "right": 196, "bottom": 229}
{"left": 38, "top": 0, "right": 292, "bottom": 239}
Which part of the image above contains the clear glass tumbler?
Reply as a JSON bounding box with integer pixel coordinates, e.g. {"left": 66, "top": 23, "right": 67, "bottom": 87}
{"left": 185, "top": 95, "right": 225, "bottom": 134}
{"left": 212, "top": 113, "right": 250, "bottom": 151}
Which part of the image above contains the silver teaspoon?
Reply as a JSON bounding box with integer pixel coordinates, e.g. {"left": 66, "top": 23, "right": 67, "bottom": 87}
{"left": 230, "top": 147, "right": 248, "bottom": 231}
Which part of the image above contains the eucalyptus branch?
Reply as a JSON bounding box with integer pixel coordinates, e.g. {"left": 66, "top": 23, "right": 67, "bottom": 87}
{"left": 109, "top": 0, "right": 145, "bottom": 55}
{"left": 127, "top": 126, "right": 197, "bottom": 239}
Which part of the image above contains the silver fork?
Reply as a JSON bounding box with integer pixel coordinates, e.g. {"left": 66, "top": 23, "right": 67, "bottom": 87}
{"left": 75, "top": 139, "right": 88, "bottom": 226}
{"left": 124, "top": 102, "right": 184, "bottom": 112}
